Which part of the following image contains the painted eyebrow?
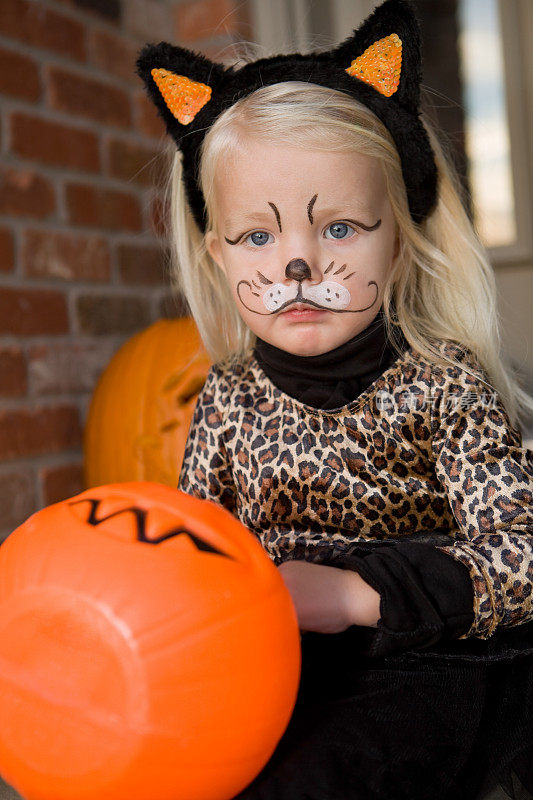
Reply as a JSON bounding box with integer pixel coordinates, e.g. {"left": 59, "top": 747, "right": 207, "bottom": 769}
{"left": 224, "top": 201, "right": 281, "bottom": 244}
{"left": 225, "top": 194, "right": 321, "bottom": 241}
{"left": 308, "top": 196, "right": 381, "bottom": 232}
{"left": 268, "top": 202, "right": 282, "bottom": 232}
{"left": 312, "top": 215, "right": 383, "bottom": 232}
{"left": 307, "top": 194, "right": 318, "bottom": 224}
{"left": 343, "top": 218, "right": 382, "bottom": 231}
{"left": 223, "top": 201, "right": 382, "bottom": 245}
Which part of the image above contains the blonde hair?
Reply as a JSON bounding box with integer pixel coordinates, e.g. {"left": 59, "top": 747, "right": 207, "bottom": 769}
{"left": 166, "top": 81, "right": 533, "bottom": 430}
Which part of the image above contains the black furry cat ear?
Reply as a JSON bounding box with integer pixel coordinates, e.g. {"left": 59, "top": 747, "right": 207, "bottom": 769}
{"left": 135, "top": 0, "right": 438, "bottom": 230}
{"left": 332, "top": 0, "right": 423, "bottom": 112}
{"left": 135, "top": 42, "right": 226, "bottom": 143}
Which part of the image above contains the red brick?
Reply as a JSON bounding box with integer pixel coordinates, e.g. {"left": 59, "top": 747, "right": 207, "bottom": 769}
{"left": 73, "top": 0, "right": 121, "bottom": 23}
{"left": 41, "top": 461, "right": 84, "bottom": 505}
{"left": 0, "top": 227, "right": 15, "bottom": 272}
{"left": 10, "top": 113, "right": 100, "bottom": 173}
{"left": 174, "top": 0, "right": 250, "bottom": 43}
{"left": 66, "top": 183, "right": 142, "bottom": 231}
{"left": 48, "top": 65, "right": 131, "bottom": 129}
{"left": 123, "top": 0, "right": 168, "bottom": 41}
{"left": 0, "top": 469, "right": 36, "bottom": 535}
{"left": 76, "top": 293, "right": 152, "bottom": 335}
{"left": 0, "top": 405, "right": 82, "bottom": 461}
{"left": 107, "top": 137, "right": 165, "bottom": 187}
{"left": 116, "top": 241, "right": 167, "bottom": 285}
{"left": 0, "top": 46, "right": 41, "bottom": 102}
{"left": 88, "top": 28, "right": 139, "bottom": 84}
{"left": 134, "top": 90, "right": 166, "bottom": 139}
{"left": 0, "top": 347, "right": 27, "bottom": 397}
{"left": 22, "top": 229, "right": 111, "bottom": 282}
{"left": 0, "top": 167, "right": 55, "bottom": 219}
{"left": 0, "top": 287, "right": 69, "bottom": 335}
{"left": 28, "top": 340, "right": 117, "bottom": 395}
{"left": 0, "top": 0, "right": 86, "bottom": 62}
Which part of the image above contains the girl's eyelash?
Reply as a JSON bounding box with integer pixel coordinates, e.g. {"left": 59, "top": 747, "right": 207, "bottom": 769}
{"left": 323, "top": 222, "right": 357, "bottom": 239}
{"left": 244, "top": 231, "right": 273, "bottom": 246}
{"left": 238, "top": 221, "right": 359, "bottom": 246}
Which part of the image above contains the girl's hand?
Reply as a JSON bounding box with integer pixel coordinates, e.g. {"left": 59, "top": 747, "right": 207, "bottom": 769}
{"left": 277, "top": 560, "right": 381, "bottom": 635}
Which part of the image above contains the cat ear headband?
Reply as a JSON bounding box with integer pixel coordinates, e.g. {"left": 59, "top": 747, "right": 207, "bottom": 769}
{"left": 136, "top": 0, "right": 438, "bottom": 232}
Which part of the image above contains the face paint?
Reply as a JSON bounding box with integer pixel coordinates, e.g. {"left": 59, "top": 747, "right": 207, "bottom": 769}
{"left": 230, "top": 192, "right": 382, "bottom": 315}
{"left": 224, "top": 201, "right": 283, "bottom": 244}
{"left": 307, "top": 194, "right": 318, "bottom": 224}
{"left": 324, "top": 262, "right": 357, "bottom": 280}
{"left": 268, "top": 202, "right": 282, "bottom": 232}
{"left": 238, "top": 262, "right": 378, "bottom": 315}
{"left": 206, "top": 142, "right": 398, "bottom": 356}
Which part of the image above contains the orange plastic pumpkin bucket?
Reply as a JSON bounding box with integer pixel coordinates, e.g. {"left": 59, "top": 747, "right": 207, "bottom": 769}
{"left": 0, "top": 482, "right": 301, "bottom": 800}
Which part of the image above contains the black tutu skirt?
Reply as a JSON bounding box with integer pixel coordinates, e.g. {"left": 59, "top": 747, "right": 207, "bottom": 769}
{"left": 233, "top": 619, "right": 533, "bottom": 800}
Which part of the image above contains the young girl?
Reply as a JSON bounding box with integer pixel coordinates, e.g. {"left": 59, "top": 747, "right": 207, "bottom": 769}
{"left": 137, "top": 1, "right": 533, "bottom": 798}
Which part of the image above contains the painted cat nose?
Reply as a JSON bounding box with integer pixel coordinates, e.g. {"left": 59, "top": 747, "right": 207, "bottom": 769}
{"left": 285, "top": 259, "right": 311, "bottom": 282}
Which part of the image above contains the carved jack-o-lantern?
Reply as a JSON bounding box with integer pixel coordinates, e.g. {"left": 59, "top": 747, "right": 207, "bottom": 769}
{"left": 84, "top": 317, "right": 211, "bottom": 489}
{"left": 0, "top": 481, "right": 301, "bottom": 800}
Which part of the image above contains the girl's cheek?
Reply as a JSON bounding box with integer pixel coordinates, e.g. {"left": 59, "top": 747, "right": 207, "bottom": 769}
{"left": 348, "top": 272, "right": 374, "bottom": 292}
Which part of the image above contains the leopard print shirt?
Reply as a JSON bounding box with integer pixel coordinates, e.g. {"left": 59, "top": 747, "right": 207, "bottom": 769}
{"left": 178, "top": 339, "right": 533, "bottom": 641}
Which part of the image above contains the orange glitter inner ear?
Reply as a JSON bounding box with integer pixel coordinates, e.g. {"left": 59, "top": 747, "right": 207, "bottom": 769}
{"left": 151, "top": 68, "right": 212, "bottom": 125}
{"left": 345, "top": 33, "right": 402, "bottom": 98}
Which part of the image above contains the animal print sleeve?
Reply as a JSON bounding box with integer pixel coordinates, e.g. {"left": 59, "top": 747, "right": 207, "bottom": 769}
{"left": 430, "top": 359, "right": 533, "bottom": 640}
{"left": 178, "top": 365, "right": 238, "bottom": 515}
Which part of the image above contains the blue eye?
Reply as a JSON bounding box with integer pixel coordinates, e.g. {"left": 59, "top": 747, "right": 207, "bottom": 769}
{"left": 325, "top": 222, "right": 355, "bottom": 240}
{"left": 246, "top": 231, "right": 273, "bottom": 247}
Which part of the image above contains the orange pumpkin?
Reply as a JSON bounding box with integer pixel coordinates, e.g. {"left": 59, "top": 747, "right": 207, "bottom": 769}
{"left": 0, "top": 481, "right": 301, "bottom": 800}
{"left": 84, "top": 318, "right": 211, "bottom": 489}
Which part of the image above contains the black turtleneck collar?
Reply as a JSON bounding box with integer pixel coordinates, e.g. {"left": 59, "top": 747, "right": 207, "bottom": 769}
{"left": 253, "top": 309, "right": 409, "bottom": 410}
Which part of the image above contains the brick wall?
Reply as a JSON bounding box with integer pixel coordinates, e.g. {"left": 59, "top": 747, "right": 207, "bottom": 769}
{"left": 0, "top": 0, "right": 252, "bottom": 541}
